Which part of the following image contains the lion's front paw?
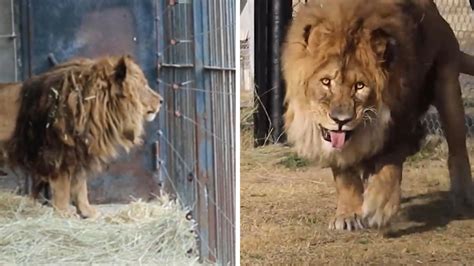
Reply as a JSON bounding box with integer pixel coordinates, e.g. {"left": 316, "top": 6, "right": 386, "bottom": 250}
{"left": 328, "top": 212, "right": 365, "bottom": 231}
{"left": 362, "top": 177, "right": 401, "bottom": 228}
{"left": 78, "top": 205, "right": 100, "bottom": 220}
{"left": 55, "top": 206, "right": 80, "bottom": 219}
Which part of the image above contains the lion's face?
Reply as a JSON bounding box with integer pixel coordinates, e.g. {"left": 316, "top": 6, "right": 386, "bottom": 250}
{"left": 282, "top": 2, "right": 397, "bottom": 165}
{"left": 142, "top": 88, "right": 163, "bottom": 122}
{"left": 305, "top": 59, "right": 378, "bottom": 150}
{"left": 118, "top": 57, "right": 163, "bottom": 122}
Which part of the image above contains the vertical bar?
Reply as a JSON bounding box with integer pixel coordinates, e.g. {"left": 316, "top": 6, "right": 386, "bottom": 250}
{"left": 223, "top": 0, "right": 229, "bottom": 262}
{"left": 157, "top": 0, "right": 175, "bottom": 198}
{"left": 271, "top": 0, "right": 283, "bottom": 142}
{"left": 19, "top": 0, "right": 32, "bottom": 79}
{"left": 156, "top": 0, "right": 166, "bottom": 192}
{"left": 217, "top": 0, "right": 226, "bottom": 263}
{"left": 10, "top": 0, "right": 18, "bottom": 81}
{"left": 228, "top": 1, "right": 236, "bottom": 263}
{"left": 253, "top": 0, "right": 271, "bottom": 146}
{"left": 229, "top": 0, "right": 236, "bottom": 258}
{"left": 254, "top": 0, "right": 292, "bottom": 146}
{"left": 271, "top": 0, "right": 292, "bottom": 143}
{"left": 192, "top": 0, "right": 217, "bottom": 262}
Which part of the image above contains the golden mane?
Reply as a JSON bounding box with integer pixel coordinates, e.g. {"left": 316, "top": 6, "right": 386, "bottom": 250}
{"left": 282, "top": 0, "right": 428, "bottom": 167}
{"left": 281, "top": 0, "right": 474, "bottom": 231}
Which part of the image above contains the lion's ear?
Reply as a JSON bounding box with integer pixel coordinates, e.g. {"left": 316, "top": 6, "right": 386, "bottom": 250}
{"left": 115, "top": 56, "right": 128, "bottom": 83}
{"left": 371, "top": 29, "right": 397, "bottom": 68}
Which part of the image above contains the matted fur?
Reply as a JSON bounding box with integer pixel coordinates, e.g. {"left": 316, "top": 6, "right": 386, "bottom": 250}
{"left": 7, "top": 55, "right": 160, "bottom": 183}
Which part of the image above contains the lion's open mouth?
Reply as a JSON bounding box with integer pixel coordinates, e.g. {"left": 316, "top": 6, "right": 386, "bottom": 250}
{"left": 320, "top": 125, "right": 353, "bottom": 149}
{"left": 146, "top": 111, "right": 158, "bottom": 121}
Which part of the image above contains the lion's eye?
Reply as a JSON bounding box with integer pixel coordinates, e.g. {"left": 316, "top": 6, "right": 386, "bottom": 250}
{"left": 320, "top": 78, "right": 331, "bottom": 86}
{"left": 354, "top": 82, "right": 365, "bottom": 90}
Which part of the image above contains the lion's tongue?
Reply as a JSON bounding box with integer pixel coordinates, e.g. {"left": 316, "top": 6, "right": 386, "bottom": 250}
{"left": 330, "top": 131, "right": 346, "bottom": 149}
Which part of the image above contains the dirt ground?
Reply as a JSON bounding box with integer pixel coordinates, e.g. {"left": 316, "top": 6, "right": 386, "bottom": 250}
{"left": 240, "top": 136, "right": 474, "bottom": 264}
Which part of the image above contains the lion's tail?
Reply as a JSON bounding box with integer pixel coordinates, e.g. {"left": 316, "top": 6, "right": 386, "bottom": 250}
{"left": 459, "top": 51, "right": 474, "bottom": 76}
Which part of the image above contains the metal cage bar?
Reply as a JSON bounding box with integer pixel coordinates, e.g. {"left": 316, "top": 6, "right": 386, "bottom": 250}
{"left": 158, "top": 0, "right": 236, "bottom": 264}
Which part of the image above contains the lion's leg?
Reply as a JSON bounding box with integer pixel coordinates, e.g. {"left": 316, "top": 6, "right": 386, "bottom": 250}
{"left": 434, "top": 65, "right": 474, "bottom": 207}
{"left": 329, "top": 167, "right": 365, "bottom": 231}
{"left": 31, "top": 178, "right": 50, "bottom": 204}
{"left": 362, "top": 162, "right": 402, "bottom": 228}
{"left": 49, "top": 175, "right": 75, "bottom": 217}
{"left": 71, "top": 177, "right": 99, "bottom": 219}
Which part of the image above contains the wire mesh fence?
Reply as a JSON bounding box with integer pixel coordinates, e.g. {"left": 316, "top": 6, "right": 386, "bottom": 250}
{"left": 287, "top": 0, "right": 474, "bottom": 138}
{"left": 436, "top": 0, "right": 474, "bottom": 137}
{"left": 156, "top": 0, "right": 235, "bottom": 264}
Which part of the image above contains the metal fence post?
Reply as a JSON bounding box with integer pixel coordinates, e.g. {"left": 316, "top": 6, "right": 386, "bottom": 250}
{"left": 192, "top": 0, "right": 217, "bottom": 262}
{"left": 254, "top": 0, "right": 292, "bottom": 146}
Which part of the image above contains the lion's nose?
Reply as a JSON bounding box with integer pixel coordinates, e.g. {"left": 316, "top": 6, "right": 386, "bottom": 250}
{"left": 159, "top": 98, "right": 164, "bottom": 104}
{"left": 329, "top": 109, "right": 354, "bottom": 127}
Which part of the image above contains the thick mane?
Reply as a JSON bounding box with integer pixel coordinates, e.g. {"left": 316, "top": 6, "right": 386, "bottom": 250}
{"left": 283, "top": 0, "right": 424, "bottom": 103}
{"left": 8, "top": 56, "right": 145, "bottom": 179}
{"left": 282, "top": 0, "right": 429, "bottom": 167}
{"left": 281, "top": 0, "right": 474, "bottom": 231}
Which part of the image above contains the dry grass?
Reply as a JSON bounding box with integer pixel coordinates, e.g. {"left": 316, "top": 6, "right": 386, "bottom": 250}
{"left": 0, "top": 192, "right": 200, "bottom": 265}
{"left": 240, "top": 89, "right": 259, "bottom": 151}
{"left": 241, "top": 134, "right": 474, "bottom": 264}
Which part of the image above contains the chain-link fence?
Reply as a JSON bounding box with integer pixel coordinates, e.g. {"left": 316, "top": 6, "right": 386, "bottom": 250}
{"left": 290, "top": 0, "right": 474, "bottom": 137}
{"left": 437, "top": 0, "right": 474, "bottom": 137}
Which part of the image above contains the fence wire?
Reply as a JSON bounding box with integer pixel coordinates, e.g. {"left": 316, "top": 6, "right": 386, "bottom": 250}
{"left": 156, "top": 1, "right": 235, "bottom": 265}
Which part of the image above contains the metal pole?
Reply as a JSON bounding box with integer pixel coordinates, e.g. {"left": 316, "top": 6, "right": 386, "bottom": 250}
{"left": 271, "top": 0, "right": 283, "bottom": 142}
{"left": 253, "top": 0, "right": 270, "bottom": 146}
{"left": 271, "top": 0, "right": 292, "bottom": 143}
{"left": 10, "top": 0, "right": 18, "bottom": 81}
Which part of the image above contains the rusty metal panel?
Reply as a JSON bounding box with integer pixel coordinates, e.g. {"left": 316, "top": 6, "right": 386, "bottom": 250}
{"left": 156, "top": 0, "right": 197, "bottom": 207}
{"left": 156, "top": 0, "right": 236, "bottom": 264}
{"left": 0, "top": 0, "right": 18, "bottom": 82}
{"left": 21, "top": 0, "right": 160, "bottom": 203}
{"left": 203, "top": 1, "right": 236, "bottom": 264}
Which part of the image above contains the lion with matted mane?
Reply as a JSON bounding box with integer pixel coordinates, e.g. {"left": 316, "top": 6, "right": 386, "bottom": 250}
{"left": 282, "top": 0, "right": 474, "bottom": 230}
{"left": 5, "top": 55, "right": 162, "bottom": 218}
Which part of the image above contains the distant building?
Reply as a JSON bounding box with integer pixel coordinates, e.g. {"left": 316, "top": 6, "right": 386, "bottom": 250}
{"left": 240, "top": 0, "right": 254, "bottom": 91}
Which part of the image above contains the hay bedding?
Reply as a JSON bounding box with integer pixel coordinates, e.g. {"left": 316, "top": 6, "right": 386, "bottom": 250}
{"left": 0, "top": 192, "right": 200, "bottom": 265}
